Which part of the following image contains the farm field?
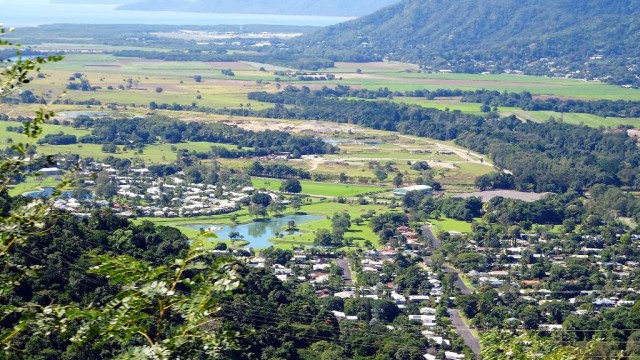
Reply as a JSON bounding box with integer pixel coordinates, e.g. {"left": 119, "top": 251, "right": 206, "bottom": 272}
{"left": 330, "top": 62, "right": 640, "bottom": 101}
{"left": 11, "top": 53, "right": 640, "bottom": 134}
{"left": 514, "top": 110, "right": 640, "bottom": 127}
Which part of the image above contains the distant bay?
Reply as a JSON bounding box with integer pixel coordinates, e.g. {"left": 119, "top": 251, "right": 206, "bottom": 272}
{"left": 4, "top": 0, "right": 352, "bottom": 27}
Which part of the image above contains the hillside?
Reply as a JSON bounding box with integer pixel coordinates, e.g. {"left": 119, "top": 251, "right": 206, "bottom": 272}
{"left": 288, "top": 0, "right": 640, "bottom": 86}
{"left": 117, "top": 0, "right": 400, "bottom": 17}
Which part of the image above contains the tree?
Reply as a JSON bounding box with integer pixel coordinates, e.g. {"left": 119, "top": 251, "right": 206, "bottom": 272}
{"left": 280, "top": 179, "right": 302, "bottom": 193}
{"left": 248, "top": 204, "right": 268, "bottom": 219}
{"left": 193, "top": 74, "right": 203, "bottom": 82}
{"left": 314, "top": 229, "right": 336, "bottom": 247}
{"left": 81, "top": 238, "right": 240, "bottom": 358}
{"left": 480, "top": 331, "right": 612, "bottom": 360}
{"left": 268, "top": 199, "right": 286, "bottom": 216}
{"left": 290, "top": 196, "right": 303, "bottom": 213}
{"left": 0, "top": 33, "right": 67, "bottom": 350}
{"left": 94, "top": 170, "right": 118, "bottom": 199}
{"left": 101, "top": 143, "right": 118, "bottom": 153}
{"left": 229, "top": 231, "right": 243, "bottom": 245}
{"left": 261, "top": 247, "right": 293, "bottom": 266}
{"left": 251, "top": 192, "right": 272, "bottom": 207}
{"left": 375, "top": 168, "right": 388, "bottom": 182}
{"left": 155, "top": 87, "right": 163, "bottom": 93}
{"left": 393, "top": 173, "right": 404, "bottom": 187}
{"left": 331, "top": 212, "right": 351, "bottom": 236}
{"left": 287, "top": 220, "right": 296, "bottom": 231}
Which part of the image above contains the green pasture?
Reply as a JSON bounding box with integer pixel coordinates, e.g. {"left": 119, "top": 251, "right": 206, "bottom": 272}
{"left": 517, "top": 110, "right": 640, "bottom": 128}
{"left": 0, "top": 121, "right": 91, "bottom": 143}
{"left": 339, "top": 78, "right": 640, "bottom": 101}
{"left": 251, "top": 178, "right": 387, "bottom": 197}
{"left": 429, "top": 218, "right": 474, "bottom": 233}
{"left": 376, "top": 72, "right": 640, "bottom": 101}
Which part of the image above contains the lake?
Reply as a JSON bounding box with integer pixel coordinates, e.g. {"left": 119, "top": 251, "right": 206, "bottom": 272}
{"left": 4, "top": 1, "right": 352, "bottom": 27}
{"left": 187, "top": 214, "right": 323, "bottom": 248}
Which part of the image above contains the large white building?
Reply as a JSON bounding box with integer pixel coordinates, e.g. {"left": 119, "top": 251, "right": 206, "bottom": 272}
{"left": 392, "top": 185, "right": 433, "bottom": 197}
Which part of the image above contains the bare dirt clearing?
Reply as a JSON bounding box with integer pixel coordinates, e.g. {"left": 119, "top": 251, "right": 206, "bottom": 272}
{"left": 454, "top": 190, "right": 553, "bottom": 202}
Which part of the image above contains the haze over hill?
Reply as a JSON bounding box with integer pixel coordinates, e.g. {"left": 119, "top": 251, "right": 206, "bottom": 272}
{"left": 288, "top": 0, "right": 640, "bottom": 86}
{"left": 118, "top": 0, "right": 400, "bottom": 17}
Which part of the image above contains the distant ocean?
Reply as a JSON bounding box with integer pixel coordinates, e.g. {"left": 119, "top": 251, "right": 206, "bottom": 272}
{"left": 3, "top": 0, "right": 352, "bottom": 27}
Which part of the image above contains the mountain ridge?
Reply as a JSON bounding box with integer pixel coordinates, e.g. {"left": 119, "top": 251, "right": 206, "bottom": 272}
{"left": 287, "top": 0, "right": 640, "bottom": 86}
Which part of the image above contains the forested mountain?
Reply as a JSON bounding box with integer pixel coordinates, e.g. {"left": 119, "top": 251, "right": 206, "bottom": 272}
{"left": 287, "top": 0, "right": 640, "bottom": 86}
{"left": 117, "top": 0, "right": 399, "bottom": 17}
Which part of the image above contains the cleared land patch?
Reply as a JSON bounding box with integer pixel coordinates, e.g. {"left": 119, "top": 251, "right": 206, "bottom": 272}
{"left": 454, "top": 190, "right": 553, "bottom": 203}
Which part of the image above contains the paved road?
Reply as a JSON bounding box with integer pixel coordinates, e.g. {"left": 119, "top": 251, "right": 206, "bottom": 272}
{"left": 422, "top": 226, "right": 441, "bottom": 248}
{"left": 336, "top": 258, "right": 353, "bottom": 286}
{"left": 448, "top": 309, "right": 481, "bottom": 357}
{"left": 443, "top": 266, "right": 473, "bottom": 295}
{"left": 422, "top": 227, "right": 472, "bottom": 295}
{"left": 424, "top": 226, "right": 479, "bottom": 356}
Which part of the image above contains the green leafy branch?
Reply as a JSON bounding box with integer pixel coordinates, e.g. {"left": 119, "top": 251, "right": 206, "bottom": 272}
{"left": 73, "top": 237, "right": 240, "bottom": 359}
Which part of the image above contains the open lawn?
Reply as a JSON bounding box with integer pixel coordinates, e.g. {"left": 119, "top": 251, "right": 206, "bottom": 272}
{"left": 8, "top": 177, "right": 62, "bottom": 197}
{"left": 428, "top": 218, "right": 474, "bottom": 233}
{"left": 252, "top": 178, "right": 387, "bottom": 197}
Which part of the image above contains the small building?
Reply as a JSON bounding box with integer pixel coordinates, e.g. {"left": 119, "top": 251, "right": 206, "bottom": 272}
{"left": 392, "top": 185, "right": 433, "bottom": 197}
{"left": 39, "top": 167, "right": 63, "bottom": 176}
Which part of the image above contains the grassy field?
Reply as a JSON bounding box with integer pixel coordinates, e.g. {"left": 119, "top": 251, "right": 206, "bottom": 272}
{"left": 515, "top": 110, "right": 640, "bottom": 127}
{"left": 428, "top": 218, "right": 474, "bottom": 233}
{"left": 252, "top": 178, "right": 387, "bottom": 197}
{"left": 8, "top": 177, "right": 61, "bottom": 196}
{"left": 329, "top": 63, "right": 640, "bottom": 101}
{"left": 24, "top": 54, "right": 277, "bottom": 110}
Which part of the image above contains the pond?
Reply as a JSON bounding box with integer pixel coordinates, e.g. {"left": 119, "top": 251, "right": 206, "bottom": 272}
{"left": 22, "top": 187, "right": 72, "bottom": 199}
{"left": 187, "top": 214, "right": 323, "bottom": 248}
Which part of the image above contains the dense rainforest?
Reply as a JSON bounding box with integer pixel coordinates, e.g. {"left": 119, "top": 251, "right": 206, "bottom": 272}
{"left": 285, "top": 0, "right": 640, "bottom": 86}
